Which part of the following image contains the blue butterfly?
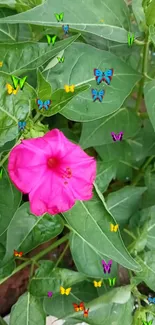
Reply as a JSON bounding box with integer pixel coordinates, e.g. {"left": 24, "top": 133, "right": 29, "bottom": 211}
{"left": 18, "top": 121, "right": 26, "bottom": 131}
{"left": 94, "top": 68, "right": 114, "bottom": 85}
{"left": 148, "top": 297, "right": 155, "bottom": 304}
{"left": 62, "top": 25, "right": 69, "bottom": 35}
{"left": 92, "top": 89, "right": 105, "bottom": 102}
{"left": 36, "top": 99, "right": 51, "bottom": 110}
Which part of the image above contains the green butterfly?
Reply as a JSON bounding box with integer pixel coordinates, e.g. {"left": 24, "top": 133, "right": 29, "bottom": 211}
{"left": 11, "top": 75, "right": 27, "bottom": 90}
{"left": 54, "top": 12, "right": 64, "bottom": 22}
{"left": 143, "top": 321, "right": 153, "bottom": 325}
{"left": 46, "top": 35, "right": 57, "bottom": 46}
{"left": 128, "top": 32, "right": 134, "bottom": 47}
{"left": 57, "top": 56, "right": 65, "bottom": 63}
{"left": 0, "top": 168, "right": 3, "bottom": 179}
{"left": 108, "top": 277, "right": 116, "bottom": 286}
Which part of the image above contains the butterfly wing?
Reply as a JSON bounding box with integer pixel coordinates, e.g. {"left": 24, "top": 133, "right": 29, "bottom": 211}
{"left": 19, "top": 252, "right": 23, "bottom": 257}
{"left": 92, "top": 89, "right": 98, "bottom": 102}
{"left": 11, "top": 75, "right": 19, "bottom": 89}
{"left": 14, "top": 250, "right": 18, "bottom": 256}
{"left": 70, "top": 85, "right": 75, "bottom": 92}
{"left": 93, "top": 280, "right": 97, "bottom": 287}
{"left": 43, "top": 100, "right": 51, "bottom": 110}
{"left": 111, "top": 132, "right": 117, "bottom": 141}
{"left": 6, "top": 83, "right": 13, "bottom": 94}
{"left": 19, "top": 76, "right": 27, "bottom": 90}
{"left": 52, "top": 35, "right": 57, "bottom": 45}
{"left": 72, "top": 303, "right": 79, "bottom": 312}
{"left": 102, "top": 69, "right": 114, "bottom": 85}
{"left": 0, "top": 61, "right": 3, "bottom": 67}
{"left": 59, "top": 12, "right": 64, "bottom": 21}
{"left": 98, "top": 89, "right": 105, "bottom": 102}
{"left": 79, "top": 302, "right": 85, "bottom": 311}
{"left": 83, "top": 308, "right": 89, "bottom": 317}
{"left": 54, "top": 13, "right": 60, "bottom": 22}
{"left": 36, "top": 99, "right": 44, "bottom": 110}
{"left": 119, "top": 132, "right": 123, "bottom": 141}
{"left": 98, "top": 281, "right": 102, "bottom": 287}
{"left": 12, "top": 85, "right": 19, "bottom": 95}
{"left": 110, "top": 223, "right": 114, "bottom": 231}
{"left": 64, "top": 85, "right": 70, "bottom": 92}
{"left": 60, "top": 286, "right": 65, "bottom": 294}
{"left": 94, "top": 69, "right": 103, "bottom": 85}
{"left": 46, "top": 34, "right": 51, "bottom": 45}
{"left": 62, "top": 25, "right": 69, "bottom": 34}
{"left": 65, "top": 287, "right": 71, "bottom": 295}
{"left": 57, "top": 57, "right": 61, "bottom": 62}
{"left": 114, "top": 225, "right": 119, "bottom": 232}
{"left": 61, "top": 57, "right": 65, "bottom": 62}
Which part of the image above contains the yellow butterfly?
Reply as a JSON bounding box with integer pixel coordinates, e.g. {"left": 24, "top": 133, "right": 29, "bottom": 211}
{"left": 6, "top": 83, "right": 19, "bottom": 95}
{"left": 0, "top": 61, "right": 3, "bottom": 67}
{"left": 93, "top": 280, "right": 102, "bottom": 287}
{"left": 99, "top": 19, "right": 104, "bottom": 23}
{"left": 60, "top": 286, "right": 71, "bottom": 295}
{"left": 64, "top": 85, "right": 75, "bottom": 93}
{"left": 110, "top": 224, "right": 119, "bottom": 232}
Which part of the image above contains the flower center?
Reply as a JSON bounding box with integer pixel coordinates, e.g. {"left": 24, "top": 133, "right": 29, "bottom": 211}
{"left": 47, "top": 157, "right": 59, "bottom": 169}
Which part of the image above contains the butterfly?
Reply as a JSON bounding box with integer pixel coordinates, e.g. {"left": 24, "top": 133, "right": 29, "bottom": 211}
{"left": 6, "top": 83, "right": 19, "bottom": 95}
{"left": 57, "top": 56, "right": 65, "bottom": 63}
{"left": 18, "top": 121, "right": 26, "bottom": 131}
{"left": 83, "top": 308, "right": 89, "bottom": 318}
{"left": 92, "top": 89, "right": 105, "bottom": 102}
{"left": 142, "top": 321, "right": 153, "bottom": 325}
{"left": 102, "top": 260, "right": 112, "bottom": 274}
{"left": 148, "top": 297, "right": 155, "bottom": 303}
{"left": 111, "top": 132, "right": 123, "bottom": 142}
{"left": 64, "top": 85, "right": 75, "bottom": 93}
{"left": 46, "top": 35, "right": 57, "bottom": 45}
{"left": 47, "top": 291, "right": 53, "bottom": 297}
{"left": 0, "top": 61, "right": 3, "bottom": 67}
{"left": 54, "top": 12, "right": 64, "bottom": 22}
{"left": 128, "top": 32, "right": 134, "bottom": 46}
{"left": 94, "top": 68, "right": 114, "bottom": 85}
{"left": 62, "top": 25, "right": 69, "bottom": 35}
{"left": 60, "top": 286, "right": 71, "bottom": 295}
{"left": 110, "top": 224, "right": 119, "bottom": 232}
{"left": 11, "top": 75, "right": 27, "bottom": 90}
{"left": 14, "top": 250, "right": 23, "bottom": 257}
{"left": 72, "top": 302, "right": 85, "bottom": 312}
{"left": 108, "top": 278, "right": 116, "bottom": 286}
{"left": 36, "top": 99, "right": 51, "bottom": 110}
{"left": 93, "top": 280, "right": 102, "bottom": 287}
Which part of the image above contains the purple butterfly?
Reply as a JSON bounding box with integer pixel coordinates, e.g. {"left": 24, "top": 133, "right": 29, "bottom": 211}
{"left": 111, "top": 132, "right": 123, "bottom": 142}
{"left": 47, "top": 291, "right": 53, "bottom": 297}
{"left": 102, "top": 260, "right": 112, "bottom": 273}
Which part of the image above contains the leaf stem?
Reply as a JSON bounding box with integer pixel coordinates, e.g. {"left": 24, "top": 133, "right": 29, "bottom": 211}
{"left": 123, "top": 229, "right": 136, "bottom": 240}
{"left": 0, "top": 233, "right": 69, "bottom": 285}
{"left": 54, "top": 241, "right": 69, "bottom": 268}
{"left": 132, "top": 155, "right": 155, "bottom": 186}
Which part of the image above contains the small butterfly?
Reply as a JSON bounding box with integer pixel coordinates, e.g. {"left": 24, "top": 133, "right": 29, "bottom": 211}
{"left": 36, "top": 99, "right": 51, "bottom": 110}
{"left": 128, "top": 32, "right": 134, "bottom": 46}
{"left": 92, "top": 89, "right": 105, "bottom": 102}
{"left": 62, "top": 25, "right": 69, "bottom": 35}
{"left": 148, "top": 297, "right": 155, "bottom": 303}
{"left": 54, "top": 12, "right": 64, "bottom": 22}
{"left": 99, "top": 19, "right": 104, "bottom": 22}
{"left": 0, "top": 169, "right": 3, "bottom": 179}
{"left": 142, "top": 321, "right": 153, "bottom": 325}
{"left": 60, "top": 286, "right": 71, "bottom": 295}
{"left": 94, "top": 68, "right": 114, "bottom": 85}
{"left": 18, "top": 121, "right": 26, "bottom": 131}
{"left": 108, "top": 277, "right": 116, "bottom": 286}
{"left": 46, "top": 35, "right": 57, "bottom": 45}
{"left": 14, "top": 250, "right": 23, "bottom": 257}
{"left": 83, "top": 308, "right": 89, "bottom": 318}
{"left": 110, "top": 224, "right": 119, "bottom": 232}
{"left": 111, "top": 132, "right": 123, "bottom": 142}
{"left": 11, "top": 75, "right": 27, "bottom": 90}
{"left": 57, "top": 56, "right": 65, "bottom": 63}
{"left": 6, "top": 83, "right": 19, "bottom": 95}
{"left": 64, "top": 85, "right": 75, "bottom": 93}
{"left": 102, "top": 260, "right": 112, "bottom": 274}
{"left": 93, "top": 280, "right": 102, "bottom": 287}
{"left": 72, "top": 302, "right": 85, "bottom": 312}
{"left": 0, "top": 61, "right": 3, "bottom": 67}
{"left": 47, "top": 291, "right": 53, "bottom": 297}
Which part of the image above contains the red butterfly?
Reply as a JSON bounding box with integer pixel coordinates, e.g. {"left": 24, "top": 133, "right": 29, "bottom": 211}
{"left": 83, "top": 308, "right": 89, "bottom": 317}
{"left": 73, "top": 302, "right": 85, "bottom": 312}
{"left": 14, "top": 250, "right": 23, "bottom": 257}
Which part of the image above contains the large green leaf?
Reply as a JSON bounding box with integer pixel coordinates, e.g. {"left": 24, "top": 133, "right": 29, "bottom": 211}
{"left": 144, "top": 80, "right": 155, "bottom": 132}
{"left": 0, "top": 0, "right": 130, "bottom": 42}
{"left": 62, "top": 188, "right": 140, "bottom": 271}
{"left": 44, "top": 43, "right": 141, "bottom": 122}
{"left": 0, "top": 72, "right": 36, "bottom": 147}
{"left": 146, "top": 0, "right": 155, "bottom": 26}
{"left": 10, "top": 292, "right": 46, "bottom": 325}
{"left": 132, "top": 0, "right": 146, "bottom": 31}
{"left": 135, "top": 252, "right": 155, "bottom": 291}
{"left": 95, "top": 161, "right": 117, "bottom": 193}
{"left": 80, "top": 108, "right": 141, "bottom": 148}
{"left": 0, "top": 8, "right": 17, "bottom": 42}
{"left": 16, "top": 0, "right": 44, "bottom": 13}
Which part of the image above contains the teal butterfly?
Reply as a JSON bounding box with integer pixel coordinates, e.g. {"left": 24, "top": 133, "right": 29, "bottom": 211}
{"left": 57, "top": 56, "right": 65, "bottom": 63}
{"left": 46, "top": 35, "right": 57, "bottom": 45}
{"left": 11, "top": 75, "right": 27, "bottom": 90}
{"left": 54, "top": 12, "right": 64, "bottom": 22}
{"left": 142, "top": 321, "right": 153, "bottom": 325}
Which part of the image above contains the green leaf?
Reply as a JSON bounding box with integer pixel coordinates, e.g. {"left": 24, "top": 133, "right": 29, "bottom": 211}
{"left": 0, "top": 316, "right": 8, "bottom": 325}
{"left": 146, "top": 0, "right": 155, "bottom": 26}
{"left": 10, "top": 292, "right": 46, "bottom": 325}
{"left": 142, "top": 170, "right": 155, "bottom": 209}
{"left": 0, "top": 8, "right": 18, "bottom": 41}
{"left": 95, "top": 161, "right": 117, "bottom": 193}
{"left": 149, "top": 25, "right": 155, "bottom": 46}
{"left": 29, "top": 261, "right": 86, "bottom": 296}
{"left": 0, "top": 35, "right": 79, "bottom": 75}
{"left": 36, "top": 70, "right": 52, "bottom": 100}
{"left": 0, "top": 168, "right": 21, "bottom": 236}
{"left": 132, "top": 0, "right": 146, "bottom": 31}
{"left": 0, "top": 0, "right": 130, "bottom": 42}
{"left": 106, "top": 186, "right": 147, "bottom": 226}
{"left": 62, "top": 189, "right": 140, "bottom": 271}
{"left": 45, "top": 43, "right": 141, "bottom": 122}
{"left": 0, "top": 72, "right": 36, "bottom": 147}
{"left": 144, "top": 81, "right": 155, "bottom": 132}
{"left": 80, "top": 108, "right": 141, "bottom": 148}
{"left": 135, "top": 252, "right": 155, "bottom": 291}
{"left": 16, "top": 0, "right": 44, "bottom": 13}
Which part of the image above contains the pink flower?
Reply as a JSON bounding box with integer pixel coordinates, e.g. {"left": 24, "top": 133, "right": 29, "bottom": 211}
{"left": 8, "top": 129, "right": 96, "bottom": 216}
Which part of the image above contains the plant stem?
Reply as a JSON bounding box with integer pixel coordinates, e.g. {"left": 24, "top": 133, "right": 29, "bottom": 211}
{"left": 132, "top": 155, "right": 155, "bottom": 186}
{"left": 124, "top": 229, "right": 136, "bottom": 240}
{"left": 54, "top": 241, "right": 69, "bottom": 268}
{"left": 0, "top": 233, "right": 69, "bottom": 285}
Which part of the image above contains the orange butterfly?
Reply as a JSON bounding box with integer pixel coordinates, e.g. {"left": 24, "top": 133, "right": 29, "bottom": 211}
{"left": 73, "top": 302, "right": 85, "bottom": 312}
{"left": 14, "top": 250, "right": 23, "bottom": 257}
{"left": 83, "top": 308, "right": 89, "bottom": 317}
